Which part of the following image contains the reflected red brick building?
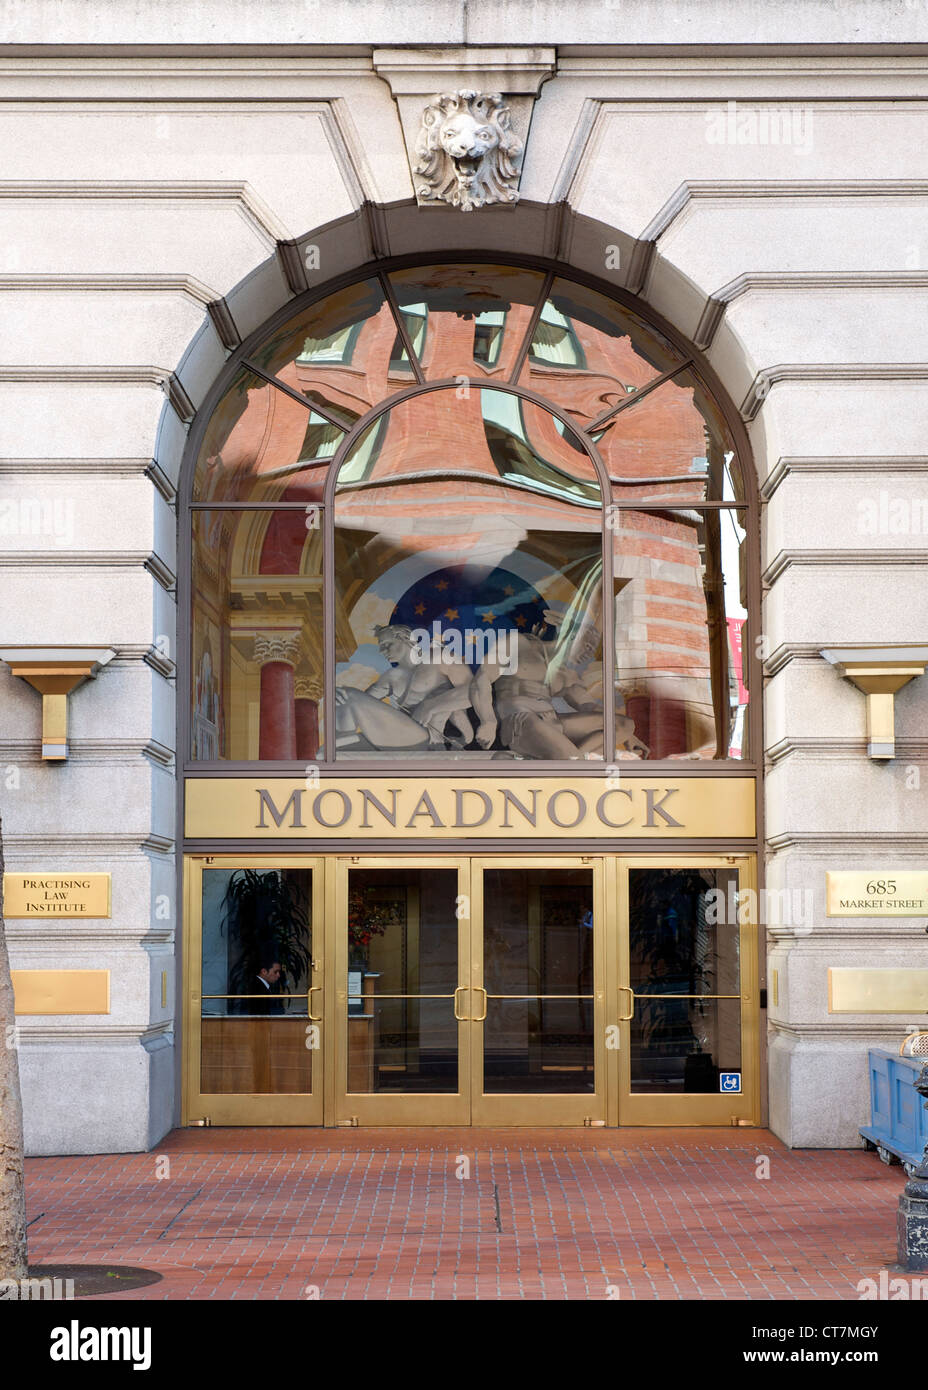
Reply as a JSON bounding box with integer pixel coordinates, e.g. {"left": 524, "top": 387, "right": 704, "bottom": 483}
{"left": 191, "top": 265, "right": 747, "bottom": 764}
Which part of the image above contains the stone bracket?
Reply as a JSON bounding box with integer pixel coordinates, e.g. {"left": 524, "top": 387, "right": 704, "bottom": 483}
{"left": 0, "top": 646, "right": 115, "bottom": 760}
{"left": 821, "top": 645, "right": 928, "bottom": 759}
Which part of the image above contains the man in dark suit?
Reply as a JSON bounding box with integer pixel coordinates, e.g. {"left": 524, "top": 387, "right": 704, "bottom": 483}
{"left": 250, "top": 956, "right": 286, "bottom": 1015}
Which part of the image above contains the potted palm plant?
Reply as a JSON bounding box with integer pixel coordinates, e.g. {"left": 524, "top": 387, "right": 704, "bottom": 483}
{"left": 220, "top": 869, "right": 311, "bottom": 1006}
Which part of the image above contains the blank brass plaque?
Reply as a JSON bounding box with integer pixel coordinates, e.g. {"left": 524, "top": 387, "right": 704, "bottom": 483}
{"left": 3, "top": 872, "right": 111, "bottom": 918}
{"left": 826, "top": 871, "right": 928, "bottom": 917}
{"left": 11, "top": 969, "right": 110, "bottom": 1015}
{"left": 828, "top": 968, "right": 928, "bottom": 1014}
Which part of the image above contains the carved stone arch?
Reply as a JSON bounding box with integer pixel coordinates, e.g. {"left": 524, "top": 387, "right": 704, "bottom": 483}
{"left": 172, "top": 204, "right": 761, "bottom": 775}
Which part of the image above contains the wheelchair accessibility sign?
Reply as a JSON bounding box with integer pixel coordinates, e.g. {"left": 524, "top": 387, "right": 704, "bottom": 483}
{"left": 720, "top": 1072, "right": 742, "bottom": 1093}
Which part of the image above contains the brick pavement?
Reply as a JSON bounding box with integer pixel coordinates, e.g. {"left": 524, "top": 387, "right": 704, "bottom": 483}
{"left": 22, "top": 1128, "right": 915, "bottom": 1300}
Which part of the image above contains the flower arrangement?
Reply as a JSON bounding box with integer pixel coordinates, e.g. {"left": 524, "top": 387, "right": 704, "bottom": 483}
{"left": 347, "top": 887, "right": 401, "bottom": 962}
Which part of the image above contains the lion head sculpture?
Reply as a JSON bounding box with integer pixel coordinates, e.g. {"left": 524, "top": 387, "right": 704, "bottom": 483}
{"left": 414, "top": 90, "right": 523, "bottom": 212}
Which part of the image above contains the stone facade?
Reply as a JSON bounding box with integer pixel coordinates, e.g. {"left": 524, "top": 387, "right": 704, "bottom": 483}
{"left": 2, "top": 1, "right": 928, "bottom": 1152}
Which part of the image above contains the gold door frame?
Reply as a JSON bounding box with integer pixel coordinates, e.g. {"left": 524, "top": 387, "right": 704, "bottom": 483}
{"left": 470, "top": 856, "right": 606, "bottom": 1127}
{"left": 181, "top": 852, "right": 761, "bottom": 1128}
{"left": 182, "top": 854, "right": 326, "bottom": 1126}
{"left": 615, "top": 854, "right": 760, "bottom": 1126}
{"left": 331, "top": 856, "right": 472, "bottom": 1126}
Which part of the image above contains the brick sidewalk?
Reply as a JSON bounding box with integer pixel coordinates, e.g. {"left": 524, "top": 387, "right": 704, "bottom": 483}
{"left": 22, "top": 1128, "right": 914, "bottom": 1300}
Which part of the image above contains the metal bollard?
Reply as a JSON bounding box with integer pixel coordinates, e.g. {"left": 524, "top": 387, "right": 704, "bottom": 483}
{"left": 897, "top": 1061, "right": 928, "bottom": 1270}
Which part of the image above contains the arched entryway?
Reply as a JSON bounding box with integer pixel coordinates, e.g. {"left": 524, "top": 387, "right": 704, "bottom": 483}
{"left": 171, "top": 234, "right": 763, "bottom": 1128}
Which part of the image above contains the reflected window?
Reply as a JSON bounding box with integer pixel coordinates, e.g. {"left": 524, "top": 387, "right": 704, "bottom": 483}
{"left": 529, "top": 301, "right": 586, "bottom": 368}
{"left": 519, "top": 279, "right": 684, "bottom": 425}
{"left": 389, "top": 302, "right": 428, "bottom": 372}
{"left": 187, "top": 261, "right": 752, "bottom": 764}
{"left": 297, "top": 320, "right": 363, "bottom": 365}
{"left": 473, "top": 309, "right": 506, "bottom": 366}
{"left": 480, "top": 391, "right": 600, "bottom": 506}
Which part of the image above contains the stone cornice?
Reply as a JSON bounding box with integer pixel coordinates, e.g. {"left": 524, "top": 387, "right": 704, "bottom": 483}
{"left": 0, "top": 740, "right": 175, "bottom": 766}
{"left": 7, "top": 926, "right": 174, "bottom": 946}
{"left": 4, "top": 834, "right": 175, "bottom": 855}
{"left": 7, "top": 1022, "right": 175, "bottom": 1044}
{"left": 697, "top": 272, "right": 928, "bottom": 350}
{"left": 768, "top": 1021, "right": 928, "bottom": 1040}
{"left": 763, "top": 547, "right": 928, "bottom": 585}
{"left": 0, "top": 272, "right": 219, "bottom": 303}
{"left": 767, "top": 929, "right": 928, "bottom": 945}
{"left": 0, "top": 456, "right": 160, "bottom": 480}
{"left": 765, "top": 736, "right": 928, "bottom": 766}
{"left": 762, "top": 456, "right": 928, "bottom": 500}
{"left": 0, "top": 551, "right": 176, "bottom": 580}
{"left": 767, "top": 831, "right": 928, "bottom": 851}
{"left": 741, "top": 362, "right": 928, "bottom": 421}
{"left": 0, "top": 363, "right": 171, "bottom": 386}
{"left": 644, "top": 179, "right": 928, "bottom": 243}
{"left": 0, "top": 179, "right": 289, "bottom": 245}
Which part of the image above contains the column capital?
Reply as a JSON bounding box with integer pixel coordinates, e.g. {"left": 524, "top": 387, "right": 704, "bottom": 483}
{"left": 253, "top": 633, "right": 301, "bottom": 668}
{"left": 294, "top": 676, "right": 323, "bottom": 702}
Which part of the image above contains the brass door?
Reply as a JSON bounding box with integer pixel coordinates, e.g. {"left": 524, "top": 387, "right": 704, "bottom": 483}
{"left": 182, "top": 852, "right": 758, "bottom": 1128}
{"left": 331, "top": 857, "right": 472, "bottom": 1125}
{"left": 183, "top": 856, "right": 325, "bottom": 1125}
{"left": 331, "top": 855, "right": 605, "bottom": 1126}
{"left": 470, "top": 857, "right": 606, "bottom": 1126}
{"left": 615, "top": 855, "right": 760, "bottom": 1126}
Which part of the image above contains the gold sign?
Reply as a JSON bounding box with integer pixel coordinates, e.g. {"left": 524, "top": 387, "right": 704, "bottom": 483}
{"left": 11, "top": 969, "right": 110, "bottom": 1016}
{"left": 185, "top": 776, "right": 756, "bottom": 841}
{"left": 3, "top": 872, "right": 111, "bottom": 918}
{"left": 828, "top": 968, "right": 928, "bottom": 1014}
{"left": 826, "top": 871, "right": 928, "bottom": 917}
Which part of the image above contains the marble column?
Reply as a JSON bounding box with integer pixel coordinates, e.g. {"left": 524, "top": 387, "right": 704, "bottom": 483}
{"left": 254, "top": 633, "right": 301, "bottom": 760}
{"left": 294, "top": 676, "right": 322, "bottom": 760}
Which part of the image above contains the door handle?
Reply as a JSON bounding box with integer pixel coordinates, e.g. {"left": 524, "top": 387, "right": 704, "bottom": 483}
{"left": 453, "top": 985, "right": 468, "bottom": 1021}
{"left": 618, "top": 986, "right": 635, "bottom": 1021}
{"left": 307, "top": 985, "right": 322, "bottom": 1022}
{"left": 472, "top": 986, "right": 488, "bottom": 1022}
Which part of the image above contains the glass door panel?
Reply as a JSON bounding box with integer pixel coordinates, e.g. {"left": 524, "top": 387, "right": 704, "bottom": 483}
{"left": 333, "top": 859, "right": 471, "bottom": 1125}
{"left": 617, "top": 857, "right": 759, "bottom": 1125}
{"left": 183, "top": 856, "right": 324, "bottom": 1125}
{"left": 472, "top": 859, "right": 605, "bottom": 1126}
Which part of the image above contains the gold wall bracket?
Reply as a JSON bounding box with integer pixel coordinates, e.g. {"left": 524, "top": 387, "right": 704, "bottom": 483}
{"left": 820, "top": 645, "right": 928, "bottom": 759}
{"left": 0, "top": 646, "right": 115, "bottom": 760}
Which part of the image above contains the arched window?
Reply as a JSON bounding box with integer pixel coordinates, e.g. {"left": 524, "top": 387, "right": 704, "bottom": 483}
{"left": 187, "top": 261, "right": 752, "bottom": 765}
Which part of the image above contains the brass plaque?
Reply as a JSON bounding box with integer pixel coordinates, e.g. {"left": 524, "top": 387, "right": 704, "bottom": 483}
{"left": 11, "top": 969, "right": 110, "bottom": 1016}
{"left": 3, "top": 872, "right": 111, "bottom": 918}
{"left": 826, "top": 871, "right": 928, "bottom": 917}
{"left": 184, "top": 776, "right": 756, "bottom": 841}
{"left": 829, "top": 968, "right": 928, "bottom": 1014}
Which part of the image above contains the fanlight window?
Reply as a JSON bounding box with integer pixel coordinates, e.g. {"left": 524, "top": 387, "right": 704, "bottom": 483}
{"left": 188, "top": 262, "right": 751, "bottom": 765}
